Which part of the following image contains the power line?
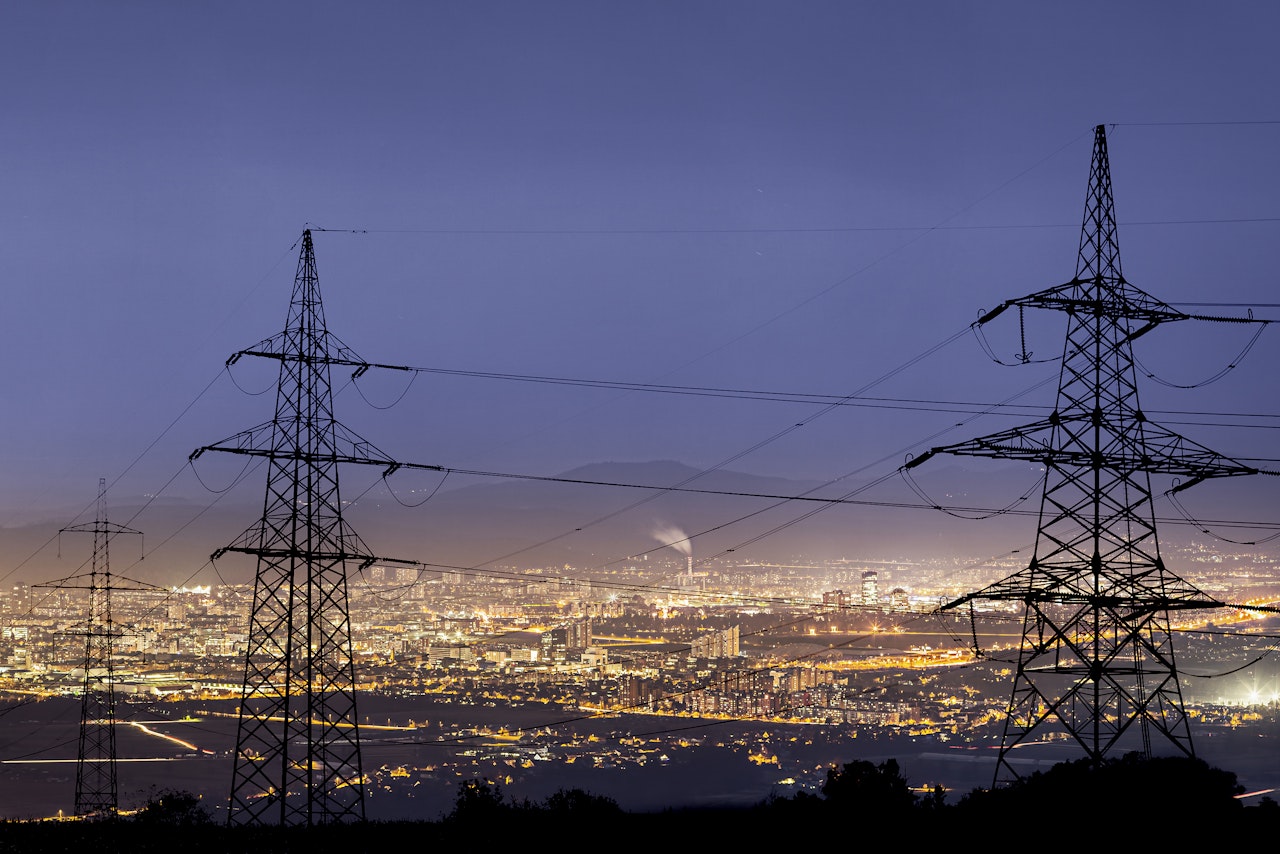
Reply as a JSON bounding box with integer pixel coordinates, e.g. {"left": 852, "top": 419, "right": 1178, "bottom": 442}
{"left": 308, "top": 215, "right": 1280, "bottom": 236}
{"left": 1114, "top": 120, "right": 1280, "bottom": 126}
{"left": 342, "top": 362, "right": 1280, "bottom": 427}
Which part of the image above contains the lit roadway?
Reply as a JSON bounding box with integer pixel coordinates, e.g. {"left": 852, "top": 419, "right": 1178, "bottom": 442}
{"left": 594, "top": 635, "right": 670, "bottom": 646}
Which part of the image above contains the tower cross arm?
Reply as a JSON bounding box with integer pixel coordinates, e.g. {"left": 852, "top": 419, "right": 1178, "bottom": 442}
{"left": 210, "top": 546, "right": 414, "bottom": 566}
{"left": 907, "top": 416, "right": 1262, "bottom": 482}
{"left": 229, "top": 345, "right": 415, "bottom": 377}
{"left": 59, "top": 521, "right": 143, "bottom": 537}
{"left": 978, "top": 278, "right": 1191, "bottom": 328}
{"left": 225, "top": 332, "right": 414, "bottom": 378}
{"left": 34, "top": 573, "right": 161, "bottom": 592}
{"left": 980, "top": 283, "right": 1274, "bottom": 332}
{"left": 939, "top": 567, "right": 1226, "bottom": 613}
{"left": 188, "top": 421, "right": 440, "bottom": 478}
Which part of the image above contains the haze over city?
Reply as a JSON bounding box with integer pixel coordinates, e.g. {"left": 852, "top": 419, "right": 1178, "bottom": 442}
{"left": 3, "top": 0, "right": 1280, "bottom": 827}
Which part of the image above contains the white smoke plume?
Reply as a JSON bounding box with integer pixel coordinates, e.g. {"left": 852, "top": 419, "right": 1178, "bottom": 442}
{"left": 652, "top": 525, "right": 693, "bottom": 557}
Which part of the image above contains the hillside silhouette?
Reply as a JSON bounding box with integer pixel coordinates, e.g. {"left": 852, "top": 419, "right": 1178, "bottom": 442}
{"left": 2, "top": 753, "right": 1275, "bottom": 851}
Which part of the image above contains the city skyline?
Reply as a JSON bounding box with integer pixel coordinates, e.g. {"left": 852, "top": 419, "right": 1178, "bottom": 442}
{"left": 1, "top": 543, "right": 1278, "bottom": 822}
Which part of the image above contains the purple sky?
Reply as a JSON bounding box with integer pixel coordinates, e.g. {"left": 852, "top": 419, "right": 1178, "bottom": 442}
{"left": 3, "top": 3, "right": 1280, "bottom": 579}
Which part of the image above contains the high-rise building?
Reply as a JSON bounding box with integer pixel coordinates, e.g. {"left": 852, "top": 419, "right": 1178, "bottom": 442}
{"left": 861, "top": 571, "right": 879, "bottom": 606}
{"left": 690, "top": 625, "right": 740, "bottom": 659}
{"left": 541, "top": 618, "right": 592, "bottom": 659}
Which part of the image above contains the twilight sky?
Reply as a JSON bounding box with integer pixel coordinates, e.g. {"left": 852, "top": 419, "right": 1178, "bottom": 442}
{"left": 3, "top": 2, "right": 1280, "bottom": 581}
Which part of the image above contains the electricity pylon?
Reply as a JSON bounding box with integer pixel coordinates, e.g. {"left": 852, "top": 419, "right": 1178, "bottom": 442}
{"left": 43, "top": 478, "right": 143, "bottom": 818}
{"left": 191, "top": 229, "right": 413, "bottom": 826}
{"left": 905, "top": 125, "right": 1265, "bottom": 786}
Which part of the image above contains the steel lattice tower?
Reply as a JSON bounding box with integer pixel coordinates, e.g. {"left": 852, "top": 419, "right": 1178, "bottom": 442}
{"left": 48, "top": 479, "right": 142, "bottom": 818}
{"left": 905, "top": 125, "right": 1260, "bottom": 785}
{"left": 192, "top": 229, "right": 403, "bottom": 826}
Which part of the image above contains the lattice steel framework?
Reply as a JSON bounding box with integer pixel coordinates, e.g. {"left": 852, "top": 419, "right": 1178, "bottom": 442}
{"left": 49, "top": 479, "right": 142, "bottom": 818}
{"left": 193, "top": 229, "right": 404, "bottom": 826}
{"left": 906, "top": 125, "right": 1260, "bottom": 785}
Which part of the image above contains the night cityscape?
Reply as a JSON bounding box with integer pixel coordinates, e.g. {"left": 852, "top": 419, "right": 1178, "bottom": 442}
{"left": 2, "top": 540, "right": 1280, "bottom": 823}
{"left": 4, "top": 1, "right": 1280, "bottom": 846}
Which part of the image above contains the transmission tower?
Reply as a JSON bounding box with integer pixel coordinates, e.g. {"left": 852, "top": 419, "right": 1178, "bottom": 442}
{"left": 43, "top": 478, "right": 143, "bottom": 818}
{"left": 905, "top": 125, "right": 1265, "bottom": 786}
{"left": 191, "top": 229, "right": 412, "bottom": 826}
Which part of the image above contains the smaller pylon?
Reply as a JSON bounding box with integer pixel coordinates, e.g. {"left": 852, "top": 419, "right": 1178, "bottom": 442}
{"left": 43, "top": 479, "right": 148, "bottom": 818}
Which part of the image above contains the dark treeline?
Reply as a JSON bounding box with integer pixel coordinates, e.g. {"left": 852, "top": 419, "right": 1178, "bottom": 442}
{"left": 3, "top": 753, "right": 1277, "bottom": 851}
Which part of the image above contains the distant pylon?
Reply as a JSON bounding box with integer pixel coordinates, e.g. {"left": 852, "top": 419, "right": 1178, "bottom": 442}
{"left": 905, "top": 125, "right": 1264, "bottom": 785}
{"left": 45, "top": 478, "right": 143, "bottom": 818}
{"left": 191, "top": 229, "right": 409, "bottom": 826}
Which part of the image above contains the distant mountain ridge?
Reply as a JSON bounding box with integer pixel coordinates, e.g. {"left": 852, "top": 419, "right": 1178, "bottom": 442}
{"left": 2, "top": 458, "right": 1273, "bottom": 586}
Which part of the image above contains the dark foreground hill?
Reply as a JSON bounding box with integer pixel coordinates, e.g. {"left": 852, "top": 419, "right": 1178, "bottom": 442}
{"left": 3, "top": 753, "right": 1277, "bottom": 852}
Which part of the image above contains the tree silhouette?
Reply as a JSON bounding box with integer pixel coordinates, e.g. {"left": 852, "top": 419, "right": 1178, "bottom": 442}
{"left": 819, "top": 758, "right": 917, "bottom": 816}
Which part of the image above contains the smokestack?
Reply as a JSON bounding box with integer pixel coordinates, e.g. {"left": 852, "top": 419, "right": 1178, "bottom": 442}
{"left": 687, "top": 555, "right": 693, "bottom": 576}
